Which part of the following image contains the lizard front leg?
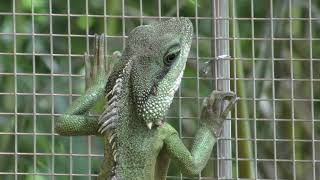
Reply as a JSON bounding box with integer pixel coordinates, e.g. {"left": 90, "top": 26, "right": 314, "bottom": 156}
{"left": 55, "top": 34, "right": 108, "bottom": 136}
{"left": 164, "top": 91, "right": 237, "bottom": 176}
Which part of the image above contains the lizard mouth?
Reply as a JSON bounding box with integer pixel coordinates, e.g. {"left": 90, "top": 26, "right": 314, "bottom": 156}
{"left": 146, "top": 116, "right": 165, "bottom": 129}
{"left": 155, "top": 117, "right": 165, "bottom": 127}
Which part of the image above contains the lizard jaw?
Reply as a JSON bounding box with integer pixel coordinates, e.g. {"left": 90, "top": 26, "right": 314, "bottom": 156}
{"left": 155, "top": 117, "right": 165, "bottom": 127}
{"left": 146, "top": 117, "right": 165, "bottom": 130}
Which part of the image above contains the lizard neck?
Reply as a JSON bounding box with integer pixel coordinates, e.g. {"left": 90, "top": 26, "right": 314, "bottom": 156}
{"left": 105, "top": 67, "right": 150, "bottom": 178}
{"left": 116, "top": 77, "right": 147, "bottom": 135}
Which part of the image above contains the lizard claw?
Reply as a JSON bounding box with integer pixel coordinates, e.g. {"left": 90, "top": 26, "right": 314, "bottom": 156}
{"left": 201, "top": 90, "right": 237, "bottom": 136}
{"left": 84, "top": 34, "right": 108, "bottom": 91}
{"left": 208, "top": 91, "right": 237, "bottom": 119}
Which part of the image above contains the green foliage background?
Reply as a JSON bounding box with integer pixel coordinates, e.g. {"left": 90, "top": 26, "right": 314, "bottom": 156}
{"left": 0, "top": 0, "right": 319, "bottom": 179}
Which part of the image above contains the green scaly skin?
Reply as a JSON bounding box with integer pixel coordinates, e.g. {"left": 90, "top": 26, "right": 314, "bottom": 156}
{"left": 55, "top": 18, "right": 237, "bottom": 180}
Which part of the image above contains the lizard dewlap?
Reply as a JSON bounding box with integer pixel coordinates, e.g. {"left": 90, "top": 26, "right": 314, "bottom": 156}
{"left": 55, "top": 17, "right": 237, "bottom": 180}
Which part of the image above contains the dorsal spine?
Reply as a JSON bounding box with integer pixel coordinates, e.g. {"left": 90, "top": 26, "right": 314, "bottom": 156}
{"left": 98, "top": 58, "right": 133, "bottom": 179}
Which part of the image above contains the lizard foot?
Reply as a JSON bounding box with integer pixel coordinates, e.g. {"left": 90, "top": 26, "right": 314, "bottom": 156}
{"left": 201, "top": 90, "right": 237, "bottom": 137}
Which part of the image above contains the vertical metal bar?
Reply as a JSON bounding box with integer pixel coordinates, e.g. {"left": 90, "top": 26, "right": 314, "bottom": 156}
{"left": 308, "top": 0, "right": 316, "bottom": 179}
{"left": 214, "top": 0, "right": 232, "bottom": 179}
{"left": 85, "top": 1, "right": 92, "bottom": 179}
{"left": 230, "top": 1, "right": 239, "bottom": 179}
{"left": 49, "top": 0, "right": 55, "bottom": 179}
{"left": 158, "top": 0, "right": 161, "bottom": 20}
{"left": 178, "top": 0, "right": 183, "bottom": 180}
{"left": 288, "top": 1, "right": 296, "bottom": 180}
{"left": 139, "top": 0, "right": 143, "bottom": 25}
{"left": 176, "top": 0, "right": 179, "bottom": 17}
{"left": 121, "top": 0, "right": 125, "bottom": 48}
{"left": 251, "top": 0, "right": 258, "bottom": 179}
{"left": 270, "top": 0, "right": 278, "bottom": 179}
{"left": 12, "top": 0, "right": 18, "bottom": 179}
{"left": 31, "top": 0, "right": 37, "bottom": 178}
{"left": 194, "top": 0, "right": 200, "bottom": 179}
{"left": 178, "top": 0, "right": 183, "bottom": 179}
{"left": 67, "top": 0, "right": 73, "bottom": 179}
{"left": 211, "top": 0, "right": 219, "bottom": 176}
{"left": 103, "top": 0, "right": 107, "bottom": 77}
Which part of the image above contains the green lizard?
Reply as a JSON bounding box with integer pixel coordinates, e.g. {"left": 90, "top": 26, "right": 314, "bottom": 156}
{"left": 55, "top": 18, "right": 237, "bottom": 180}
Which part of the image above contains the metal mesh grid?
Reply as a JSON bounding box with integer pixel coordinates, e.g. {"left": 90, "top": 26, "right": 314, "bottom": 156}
{"left": 0, "top": 0, "right": 319, "bottom": 179}
{"left": 230, "top": 0, "right": 319, "bottom": 179}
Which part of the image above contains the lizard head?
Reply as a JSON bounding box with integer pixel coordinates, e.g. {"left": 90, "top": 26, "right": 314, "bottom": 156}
{"left": 126, "top": 17, "right": 193, "bottom": 129}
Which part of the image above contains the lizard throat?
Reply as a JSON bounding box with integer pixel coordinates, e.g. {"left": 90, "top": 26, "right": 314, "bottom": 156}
{"left": 139, "top": 64, "right": 185, "bottom": 129}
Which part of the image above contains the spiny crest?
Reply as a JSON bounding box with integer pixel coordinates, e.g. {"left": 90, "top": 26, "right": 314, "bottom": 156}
{"left": 98, "top": 57, "right": 134, "bottom": 134}
{"left": 97, "top": 57, "right": 134, "bottom": 178}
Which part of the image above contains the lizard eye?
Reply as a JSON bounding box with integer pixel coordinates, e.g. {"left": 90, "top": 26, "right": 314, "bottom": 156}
{"left": 163, "top": 48, "right": 180, "bottom": 66}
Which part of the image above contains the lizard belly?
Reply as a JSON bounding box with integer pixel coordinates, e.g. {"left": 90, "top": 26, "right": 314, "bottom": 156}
{"left": 115, "top": 129, "right": 164, "bottom": 179}
{"left": 116, "top": 166, "right": 153, "bottom": 180}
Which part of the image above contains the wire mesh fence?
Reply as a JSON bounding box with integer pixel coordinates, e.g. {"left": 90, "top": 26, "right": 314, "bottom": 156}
{"left": 0, "top": 0, "right": 319, "bottom": 179}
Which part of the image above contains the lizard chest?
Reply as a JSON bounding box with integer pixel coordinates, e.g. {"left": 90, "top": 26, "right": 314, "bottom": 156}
{"left": 118, "top": 130, "right": 164, "bottom": 164}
